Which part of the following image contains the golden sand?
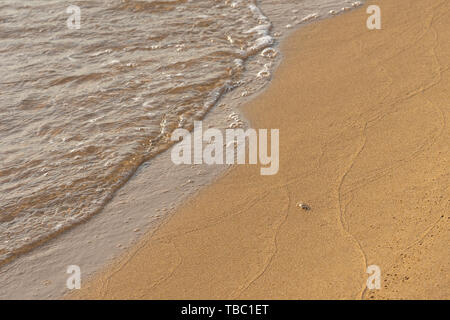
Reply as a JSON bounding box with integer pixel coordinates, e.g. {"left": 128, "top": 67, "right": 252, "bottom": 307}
{"left": 71, "top": 0, "right": 449, "bottom": 299}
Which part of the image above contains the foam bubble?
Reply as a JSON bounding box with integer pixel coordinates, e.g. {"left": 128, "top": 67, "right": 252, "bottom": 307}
{"left": 261, "top": 47, "right": 278, "bottom": 58}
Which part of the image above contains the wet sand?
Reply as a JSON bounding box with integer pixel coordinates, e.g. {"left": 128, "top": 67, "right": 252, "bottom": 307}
{"left": 71, "top": 0, "right": 449, "bottom": 299}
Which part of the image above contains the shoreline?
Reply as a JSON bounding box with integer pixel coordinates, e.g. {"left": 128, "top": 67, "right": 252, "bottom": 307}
{"left": 0, "top": 1, "right": 368, "bottom": 299}
{"left": 70, "top": 0, "right": 449, "bottom": 299}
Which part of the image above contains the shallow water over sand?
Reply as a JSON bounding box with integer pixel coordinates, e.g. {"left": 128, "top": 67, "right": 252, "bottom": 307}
{"left": 0, "top": 0, "right": 363, "bottom": 264}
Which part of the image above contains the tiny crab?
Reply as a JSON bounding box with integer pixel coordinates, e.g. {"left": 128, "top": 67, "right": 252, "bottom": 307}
{"left": 297, "top": 202, "right": 311, "bottom": 211}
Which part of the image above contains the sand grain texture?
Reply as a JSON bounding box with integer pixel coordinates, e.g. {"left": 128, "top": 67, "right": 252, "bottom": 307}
{"left": 71, "top": 0, "right": 449, "bottom": 300}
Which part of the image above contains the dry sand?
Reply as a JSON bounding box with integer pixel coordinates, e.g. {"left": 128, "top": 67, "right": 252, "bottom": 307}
{"left": 71, "top": 0, "right": 449, "bottom": 299}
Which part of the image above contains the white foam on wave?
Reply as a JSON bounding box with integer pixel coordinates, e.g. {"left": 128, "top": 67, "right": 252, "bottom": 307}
{"left": 245, "top": 23, "right": 271, "bottom": 36}
{"left": 257, "top": 63, "right": 272, "bottom": 79}
{"left": 247, "top": 35, "right": 274, "bottom": 55}
{"left": 245, "top": 1, "right": 274, "bottom": 56}
{"left": 300, "top": 13, "right": 319, "bottom": 23}
{"left": 261, "top": 47, "right": 277, "bottom": 58}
